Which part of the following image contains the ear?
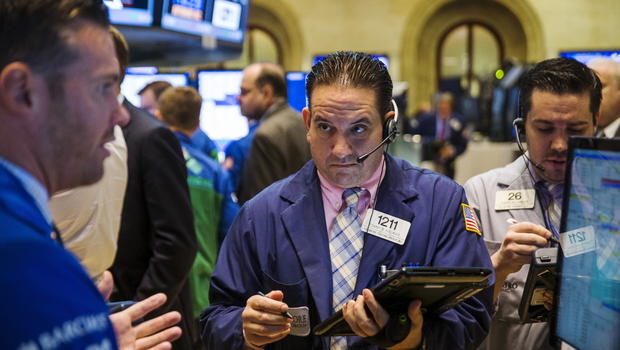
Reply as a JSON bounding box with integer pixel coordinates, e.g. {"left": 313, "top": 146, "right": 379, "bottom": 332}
{"left": 302, "top": 107, "right": 311, "bottom": 132}
{"left": 383, "top": 110, "right": 396, "bottom": 124}
{"left": 154, "top": 109, "right": 163, "bottom": 121}
{"left": 0, "top": 62, "right": 38, "bottom": 117}
{"left": 260, "top": 83, "right": 274, "bottom": 101}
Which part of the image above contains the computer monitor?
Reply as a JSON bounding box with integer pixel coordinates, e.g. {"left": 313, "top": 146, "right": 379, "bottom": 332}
{"left": 196, "top": 70, "right": 248, "bottom": 149}
{"left": 205, "top": 0, "right": 249, "bottom": 44}
{"left": 121, "top": 70, "right": 189, "bottom": 107}
{"left": 554, "top": 136, "right": 620, "bottom": 349}
{"left": 104, "top": 0, "right": 154, "bottom": 27}
{"left": 286, "top": 72, "right": 307, "bottom": 113}
{"left": 161, "top": 0, "right": 212, "bottom": 36}
{"left": 559, "top": 50, "right": 620, "bottom": 65}
{"left": 161, "top": 0, "right": 248, "bottom": 43}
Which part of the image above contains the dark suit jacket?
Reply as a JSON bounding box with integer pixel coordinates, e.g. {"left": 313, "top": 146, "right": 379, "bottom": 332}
{"left": 237, "top": 101, "right": 311, "bottom": 204}
{"left": 112, "top": 100, "right": 197, "bottom": 349}
{"left": 413, "top": 112, "right": 468, "bottom": 158}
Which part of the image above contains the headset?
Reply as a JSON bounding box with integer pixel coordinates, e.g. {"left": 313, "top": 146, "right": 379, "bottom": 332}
{"left": 513, "top": 117, "right": 545, "bottom": 172}
{"left": 356, "top": 99, "right": 400, "bottom": 163}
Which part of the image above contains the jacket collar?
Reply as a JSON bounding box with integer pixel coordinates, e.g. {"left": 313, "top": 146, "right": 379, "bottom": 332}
{"left": 279, "top": 154, "right": 419, "bottom": 321}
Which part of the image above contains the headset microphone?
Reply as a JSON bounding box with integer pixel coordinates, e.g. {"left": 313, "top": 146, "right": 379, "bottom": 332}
{"left": 356, "top": 99, "right": 400, "bottom": 163}
{"left": 513, "top": 118, "right": 545, "bottom": 172}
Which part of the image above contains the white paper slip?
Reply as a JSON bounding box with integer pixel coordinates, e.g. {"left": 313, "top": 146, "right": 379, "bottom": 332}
{"left": 560, "top": 225, "right": 596, "bottom": 258}
{"left": 495, "top": 189, "right": 536, "bottom": 210}
{"left": 288, "top": 306, "right": 310, "bottom": 337}
{"left": 362, "top": 209, "right": 411, "bottom": 245}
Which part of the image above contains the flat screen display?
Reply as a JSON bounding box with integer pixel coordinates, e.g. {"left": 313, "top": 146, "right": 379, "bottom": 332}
{"left": 286, "top": 72, "right": 307, "bottom": 113}
{"left": 161, "top": 0, "right": 212, "bottom": 36}
{"left": 197, "top": 70, "right": 248, "bottom": 148}
{"left": 560, "top": 50, "right": 620, "bottom": 65}
{"left": 204, "top": 0, "right": 248, "bottom": 43}
{"left": 104, "top": 0, "right": 154, "bottom": 27}
{"left": 554, "top": 137, "right": 620, "bottom": 350}
{"left": 121, "top": 71, "right": 189, "bottom": 107}
{"left": 161, "top": 0, "right": 248, "bottom": 42}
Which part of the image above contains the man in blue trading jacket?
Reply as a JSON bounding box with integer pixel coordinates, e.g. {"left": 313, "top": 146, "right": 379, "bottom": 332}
{"left": 0, "top": 1, "right": 182, "bottom": 349}
{"left": 202, "top": 51, "right": 494, "bottom": 350}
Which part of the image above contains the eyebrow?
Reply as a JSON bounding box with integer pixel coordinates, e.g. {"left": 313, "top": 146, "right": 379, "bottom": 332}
{"left": 532, "top": 120, "right": 590, "bottom": 127}
{"left": 312, "top": 116, "right": 373, "bottom": 124}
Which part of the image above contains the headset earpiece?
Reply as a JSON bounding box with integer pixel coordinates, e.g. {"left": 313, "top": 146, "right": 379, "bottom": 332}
{"left": 382, "top": 99, "right": 400, "bottom": 143}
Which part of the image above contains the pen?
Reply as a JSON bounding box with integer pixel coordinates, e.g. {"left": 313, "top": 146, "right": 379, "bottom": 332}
{"left": 506, "top": 218, "right": 561, "bottom": 245}
{"left": 257, "top": 291, "right": 293, "bottom": 319}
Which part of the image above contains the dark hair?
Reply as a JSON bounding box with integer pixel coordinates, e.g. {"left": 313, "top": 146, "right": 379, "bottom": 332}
{"left": 306, "top": 51, "right": 393, "bottom": 116}
{"left": 110, "top": 26, "right": 129, "bottom": 83}
{"left": 139, "top": 81, "right": 173, "bottom": 99}
{"left": 0, "top": 0, "right": 109, "bottom": 88}
{"left": 255, "top": 62, "right": 287, "bottom": 99}
{"left": 519, "top": 57, "right": 602, "bottom": 124}
{"left": 158, "top": 86, "right": 202, "bottom": 131}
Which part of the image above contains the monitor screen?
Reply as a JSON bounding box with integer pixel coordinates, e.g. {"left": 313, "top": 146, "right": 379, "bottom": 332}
{"left": 104, "top": 0, "right": 154, "bottom": 27}
{"left": 161, "top": 0, "right": 248, "bottom": 42}
{"left": 312, "top": 54, "right": 389, "bottom": 69}
{"left": 286, "top": 72, "right": 307, "bottom": 113}
{"left": 197, "top": 70, "right": 248, "bottom": 149}
{"left": 559, "top": 50, "right": 620, "bottom": 65}
{"left": 161, "top": 0, "right": 212, "bottom": 36}
{"left": 205, "top": 0, "right": 249, "bottom": 43}
{"left": 121, "top": 71, "right": 189, "bottom": 107}
{"left": 554, "top": 137, "right": 620, "bottom": 349}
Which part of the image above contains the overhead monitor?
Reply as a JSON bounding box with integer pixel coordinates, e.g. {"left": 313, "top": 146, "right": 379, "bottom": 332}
{"left": 161, "top": 0, "right": 212, "bottom": 36}
{"left": 312, "top": 54, "right": 389, "bottom": 69}
{"left": 104, "top": 0, "right": 154, "bottom": 27}
{"left": 161, "top": 0, "right": 248, "bottom": 43}
{"left": 197, "top": 70, "right": 248, "bottom": 148}
{"left": 554, "top": 137, "right": 620, "bottom": 349}
{"left": 205, "top": 0, "right": 249, "bottom": 43}
{"left": 121, "top": 70, "right": 189, "bottom": 107}
{"left": 286, "top": 72, "right": 307, "bottom": 113}
{"left": 560, "top": 50, "right": 620, "bottom": 64}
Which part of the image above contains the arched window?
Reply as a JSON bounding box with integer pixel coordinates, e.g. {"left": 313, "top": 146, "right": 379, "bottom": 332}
{"left": 224, "top": 26, "right": 281, "bottom": 69}
{"left": 437, "top": 23, "right": 503, "bottom": 95}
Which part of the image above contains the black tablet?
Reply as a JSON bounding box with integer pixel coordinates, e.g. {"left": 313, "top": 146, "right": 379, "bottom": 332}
{"left": 313, "top": 266, "right": 492, "bottom": 336}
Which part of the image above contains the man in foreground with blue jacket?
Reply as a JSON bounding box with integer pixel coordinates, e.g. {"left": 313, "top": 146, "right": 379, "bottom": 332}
{"left": 202, "top": 51, "right": 494, "bottom": 350}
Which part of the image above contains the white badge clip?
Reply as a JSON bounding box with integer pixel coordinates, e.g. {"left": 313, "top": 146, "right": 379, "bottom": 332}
{"left": 560, "top": 225, "right": 596, "bottom": 258}
{"left": 288, "top": 306, "right": 310, "bottom": 337}
{"left": 495, "top": 189, "right": 536, "bottom": 210}
{"left": 362, "top": 209, "right": 411, "bottom": 245}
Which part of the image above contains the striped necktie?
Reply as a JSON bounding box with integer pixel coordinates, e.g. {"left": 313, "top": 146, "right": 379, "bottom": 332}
{"left": 536, "top": 181, "right": 562, "bottom": 238}
{"left": 330, "top": 187, "right": 366, "bottom": 349}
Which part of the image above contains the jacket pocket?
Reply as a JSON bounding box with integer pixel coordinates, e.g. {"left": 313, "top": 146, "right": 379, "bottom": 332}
{"left": 261, "top": 271, "right": 309, "bottom": 308}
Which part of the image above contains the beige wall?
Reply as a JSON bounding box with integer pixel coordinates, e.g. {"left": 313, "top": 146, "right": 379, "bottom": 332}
{"left": 249, "top": 0, "right": 620, "bottom": 112}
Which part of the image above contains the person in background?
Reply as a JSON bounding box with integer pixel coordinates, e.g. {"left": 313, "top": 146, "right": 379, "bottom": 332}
{"left": 140, "top": 79, "right": 219, "bottom": 160}
{"left": 588, "top": 58, "right": 620, "bottom": 138}
{"left": 110, "top": 27, "right": 199, "bottom": 350}
{"left": 236, "top": 62, "right": 311, "bottom": 204}
{"left": 202, "top": 51, "right": 493, "bottom": 350}
{"left": 463, "top": 57, "right": 601, "bottom": 350}
{"left": 156, "top": 86, "right": 240, "bottom": 337}
{"left": 411, "top": 92, "right": 468, "bottom": 179}
{"left": 138, "top": 80, "right": 172, "bottom": 116}
{"left": 223, "top": 113, "right": 260, "bottom": 194}
{"left": 0, "top": 0, "right": 182, "bottom": 348}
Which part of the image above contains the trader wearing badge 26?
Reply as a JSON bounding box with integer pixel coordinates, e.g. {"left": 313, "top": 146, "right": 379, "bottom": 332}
{"left": 463, "top": 57, "right": 601, "bottom": 350}
{"left": 201, "top": 51, "right": 494, "bottom": 350}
